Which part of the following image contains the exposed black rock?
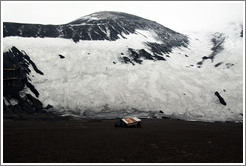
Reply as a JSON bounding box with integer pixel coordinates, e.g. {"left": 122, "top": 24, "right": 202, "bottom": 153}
{"left": 225, "top": 63, "right": 234, "bottom": 69}
{"left": 128, "top": 49, "right": 143, "bottom": 64}
{"left": 59, "top": 54, "right": 65, "bottom": 59}
{"left": 21, "top": 94, "right": 43, "bottom": 110}
{"left": 197, "top": 32, "right": 225, "bottom": 66}
{"left": 3, "top": 47, "right": 45, "bottom": 116}
{"left": 4, "top": 47, "right": 44, "bottom": 75}
{"left": 215, "top": 62, "right": 223, "bottom": 68}
{"left": 120, "top": 48, "right": 167, "bottom": 65}
{"left": 72, "top": 33, "right": 80, "bottom": 43}
{"left": 146, "top": 42, "right": 186, "bottom": 56}
{"left": 121, "top": 56, "right": 135, "bottom": 66}
{"left": 202, "top": 56, "right": 209, "bottom": 60}
{"left": 215, "top": 91, "right": 227, "bottom": 106}
{"left": 210, "top": 33, "right": 226, "bottom": 60}
{"left": 159, "top": 110, "right": 164, "bottom": 113}
{"left": 25, "top": 81, "right": 39, "bottom": 97}
{"left": 154, "top": 54, "right": 166, "bottom": 61}
{"left": 197, "top": 61, "right": 203, "bottom": 65}
{"left": 185, "top": 54, "right": 189, "bottom": 57}
{"left": 3, "top": 46, "right": 43, "bottom": 98}
{"left": 240, "top": 29, "right": 243, "bottom": 37}
{"left": 4, "top": 95, "right": 42, "bottom": 114}
{"left": 138, "top": 49, "right": 154, "bottom": 60}
{"left": 44, "top": 104, "right": 53, "bottom": 110}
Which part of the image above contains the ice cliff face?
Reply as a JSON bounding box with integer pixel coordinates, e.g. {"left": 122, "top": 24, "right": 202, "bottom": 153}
{"left": 3, "top": 12, "right": 244, "bottom": 122}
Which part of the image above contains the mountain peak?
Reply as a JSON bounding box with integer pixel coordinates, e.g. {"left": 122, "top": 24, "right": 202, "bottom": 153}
{"left": 3, "top": 11, "right": 189, "bottom": 47}
{"left": 70, "top": 11, "right": 144, "bottom": 23}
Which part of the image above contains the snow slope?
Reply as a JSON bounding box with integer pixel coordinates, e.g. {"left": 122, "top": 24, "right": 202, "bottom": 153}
{"left": 3, "top": 22, "right": 243, "bottom": 122}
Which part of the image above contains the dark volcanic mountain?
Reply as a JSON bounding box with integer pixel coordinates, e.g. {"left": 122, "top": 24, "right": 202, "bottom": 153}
{"left": 4, "top": 11, "right": 190, "bottom": 66}
{"left": 4, "top": 11, "right": 188, "bottom": 50}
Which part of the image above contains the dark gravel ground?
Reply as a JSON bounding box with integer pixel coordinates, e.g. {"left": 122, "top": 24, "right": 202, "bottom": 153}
{"left": 3, "top": 118, "right": 243, "bottom": 163}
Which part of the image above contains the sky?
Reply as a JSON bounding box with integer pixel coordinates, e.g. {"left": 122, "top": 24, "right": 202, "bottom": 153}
{"left": 1, "top": 1, "right": 244, "bottom": 32}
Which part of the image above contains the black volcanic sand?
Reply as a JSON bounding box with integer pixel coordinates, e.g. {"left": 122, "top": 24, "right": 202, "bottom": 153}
{"left": 3, "top": 118, "right": 243, "bottom": 163}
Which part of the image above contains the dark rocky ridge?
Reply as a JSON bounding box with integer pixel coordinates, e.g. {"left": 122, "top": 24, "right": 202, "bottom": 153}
{"left": 4, "top": 12, "right": 188, "bottom": 42}
{"left": 197, "top": 32, "right": 226, "bottom": 68}
{"left": 3, "top": 46, "right": 43, "bottom": 98}
{"left": 121, "top": 48, "right": 166, "bottom": 65}
{"left": 3, "top": 47, "right": 52, "bottom": 118}
{"left": 3, "top": 11, "right": 189, "bottom": 54}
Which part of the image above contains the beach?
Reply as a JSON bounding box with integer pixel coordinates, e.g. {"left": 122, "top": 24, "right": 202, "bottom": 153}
{"left": 3, "top": 118, "right": 243, "bottom": 163}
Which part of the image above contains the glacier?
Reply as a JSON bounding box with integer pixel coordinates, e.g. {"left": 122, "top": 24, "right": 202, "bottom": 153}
{"left": 3, "top": 23, "right": 243, "bottom": 122}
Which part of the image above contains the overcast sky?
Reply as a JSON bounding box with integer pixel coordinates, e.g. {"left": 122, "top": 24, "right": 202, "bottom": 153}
{"left": 1, "top": 1, "right": 244, "bottom": 32}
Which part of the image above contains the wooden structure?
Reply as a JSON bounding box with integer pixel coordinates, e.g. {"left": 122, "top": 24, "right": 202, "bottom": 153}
{"left": 115, "top": 117, "right": 141, "bottom": 128}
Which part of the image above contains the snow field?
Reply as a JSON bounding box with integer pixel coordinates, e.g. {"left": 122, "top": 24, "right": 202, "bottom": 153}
{"left": 3, "top": 27, "right": 243, "bottom": 122}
